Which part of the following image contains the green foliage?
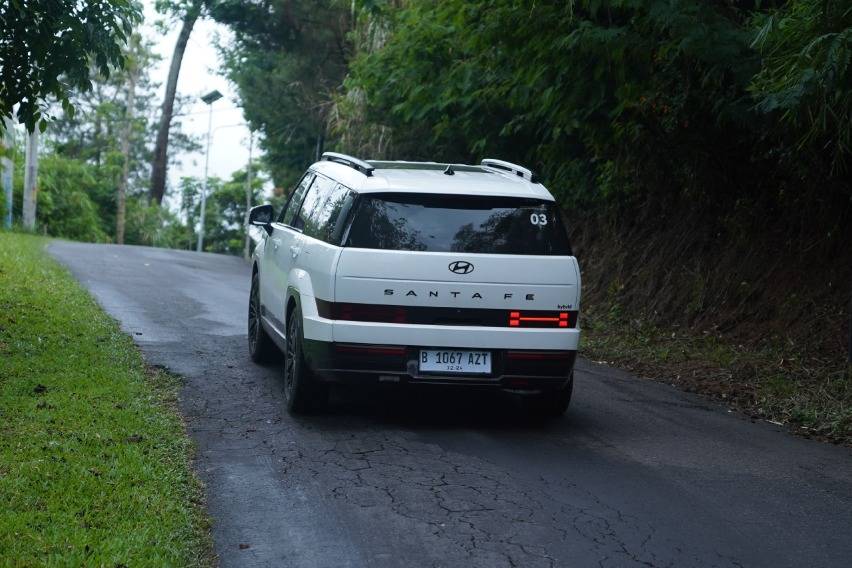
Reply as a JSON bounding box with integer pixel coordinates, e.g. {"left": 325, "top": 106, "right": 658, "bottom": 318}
{"left": 9, "top": 148, "right": 110, "bottom": 242}
{"left": 124, "top": 198, "right": 190, "bottom": 249}
{"left": 35, "top": 155, "right": 109, "bottom": 242}
{"left": 6, "top": 30, "right": 202, "bottom": 248}
{"left": 50, "top": 34, "right": 163, "bottom": 187}
{"left": 344, "top": 0, "right": 767, "bottom": 208}
{"left": 0, "top": 0, "right": 142, "bottom": 132}
{"left": 213, "top": 0, "right": 351, "bottom": 186}
{"left": 178, "top": 163, "right": 268, "bottom": 254}
{"left": 324, "top": 0, "right": 850, "bottom": 219}
{"left": 751, "top": 0, "right": 852, "bottom": 169}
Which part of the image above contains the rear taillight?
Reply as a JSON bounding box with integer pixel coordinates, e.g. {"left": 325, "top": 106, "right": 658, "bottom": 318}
{"left": 335, "top": 303, "right": 407, "bottom": 323}
{"left": 333, "top": 344, "right": 407, "bottom": 356}
{"left": 508, "top": 311, "right": 576, "bottom": 328}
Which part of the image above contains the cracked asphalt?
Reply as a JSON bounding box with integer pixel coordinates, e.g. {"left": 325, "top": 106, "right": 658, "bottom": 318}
{"left": 50, "top": 242, "right": 852, "bottom": 568}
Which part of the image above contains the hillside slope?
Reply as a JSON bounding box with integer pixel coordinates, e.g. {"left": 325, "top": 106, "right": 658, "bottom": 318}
{"left": 574, "top": 203, "right": 852, "bottom": 443}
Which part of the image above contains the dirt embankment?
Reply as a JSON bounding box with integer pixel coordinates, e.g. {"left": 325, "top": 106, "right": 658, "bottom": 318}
{"left": 572, "top": 194, "right": 852, "bottom": 443}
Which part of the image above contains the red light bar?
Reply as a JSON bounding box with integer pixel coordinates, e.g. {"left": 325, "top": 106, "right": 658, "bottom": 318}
{"left": 508, "top": 311, "right": 572, "bottom": 328}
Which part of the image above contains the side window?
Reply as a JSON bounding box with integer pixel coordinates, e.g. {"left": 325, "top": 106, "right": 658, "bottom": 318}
{"left": 327, "top": 188, "right": 357, "bottom": 245}
{"left": 293, "top": 176, "right": 338, "bottom": 235}
{"left": 278, "top": 172, "right": 314, "bottom": 225}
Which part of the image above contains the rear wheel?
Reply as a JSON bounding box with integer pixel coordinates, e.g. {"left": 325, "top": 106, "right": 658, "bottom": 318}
{"left": 248, "top": 273, "right": 276, "bottom": 363}
{"left": 523, "top": 373, "right": 573, "bottom": 418}
{"left": 283, "top": 305, "right": 328, "bottom": 414}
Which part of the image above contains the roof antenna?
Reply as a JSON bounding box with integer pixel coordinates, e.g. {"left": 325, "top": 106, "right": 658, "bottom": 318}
{"left": 443, "top": 164, "right": 455, "bottom": 176}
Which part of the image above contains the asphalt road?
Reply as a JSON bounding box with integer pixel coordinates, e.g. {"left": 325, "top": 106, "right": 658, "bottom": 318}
{"left": 50, "top": 241, "right": 852, "bottom": 568}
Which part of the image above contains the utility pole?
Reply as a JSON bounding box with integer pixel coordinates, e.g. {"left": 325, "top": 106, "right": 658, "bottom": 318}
{"left": 1, "top": 119, "right": 14, "bottom": 229}
{"left": 22, "top": 128, "right": 39, "bottom": 230}
{"left": 243, "top": 131, "right": 253, "bottom": 260}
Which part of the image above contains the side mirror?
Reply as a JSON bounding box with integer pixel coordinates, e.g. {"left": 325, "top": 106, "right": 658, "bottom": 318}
{"left": 248, "top": 204, "right": 274, "bottom": 233}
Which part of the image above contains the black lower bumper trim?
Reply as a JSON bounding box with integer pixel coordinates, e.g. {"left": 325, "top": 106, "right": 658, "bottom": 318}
{"left": 302, "top": 340, "right": 576, "bottom": 390}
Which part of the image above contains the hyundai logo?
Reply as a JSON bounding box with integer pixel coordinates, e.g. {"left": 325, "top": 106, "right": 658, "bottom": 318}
{"left": 448, "top": 261, "right": 474, "bottom": 275}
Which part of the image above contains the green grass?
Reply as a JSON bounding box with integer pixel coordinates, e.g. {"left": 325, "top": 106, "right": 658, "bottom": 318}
{"left": 0, "top": 234, "right": 212, "bottom": 566}
{"left": 582, "top": 309, "right": 852, "bottom": 444}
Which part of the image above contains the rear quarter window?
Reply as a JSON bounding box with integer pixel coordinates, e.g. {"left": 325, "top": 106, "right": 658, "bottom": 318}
{"left": 279, "top": 172, "right": 314, "bottom": 225}
{"left": 296, "top": 175, "right": 356, "bottom": 244}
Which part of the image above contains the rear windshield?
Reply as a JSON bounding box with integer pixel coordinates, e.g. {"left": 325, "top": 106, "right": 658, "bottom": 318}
{"left": 344, "top": 193, "right": 572, "bottom": 255}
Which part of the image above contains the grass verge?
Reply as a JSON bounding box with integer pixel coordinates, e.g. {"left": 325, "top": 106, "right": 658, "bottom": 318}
{"left": 0, "top": 233, "right": 213, "bottom": 566}
{"left": 582, "top": 309, "right": 852, "bottom": 445}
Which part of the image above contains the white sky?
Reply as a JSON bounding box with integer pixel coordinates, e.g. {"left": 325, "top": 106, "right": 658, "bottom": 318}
{"left": 142, "top": 1, "right": 258, "bottom": 202}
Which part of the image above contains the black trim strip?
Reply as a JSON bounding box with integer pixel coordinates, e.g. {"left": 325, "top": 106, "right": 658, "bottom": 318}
{"left": 314, "top": 299, "right": 578, "bottom": 328}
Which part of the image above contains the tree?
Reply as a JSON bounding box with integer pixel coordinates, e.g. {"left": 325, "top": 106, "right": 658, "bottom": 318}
{"left": 0, "top": 0, "right": 141, "bottom": 132}
{"left": 149, "top": 0, "right": 205, "bottom": 205}
{"left": 31, "top": 154, "right": 108, "bottom": 242}
{"left": 27, "top": 34, "right": 198, "bottom": 244}
{"left": 751, "top": 0, "right": 852, "bottom": 171}
{"left": 49, "top": 36, "right": 165, "bottom": 237}
{"left": 179, "top": 164, "right": 268, "bottom": 254}
{"left": 213, "top": 0, "right": 351, "bottom": 187}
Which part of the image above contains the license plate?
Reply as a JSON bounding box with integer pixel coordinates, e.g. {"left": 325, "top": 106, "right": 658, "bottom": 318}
{"left": 419, "top": 350, "right": 491, "bottom": 374}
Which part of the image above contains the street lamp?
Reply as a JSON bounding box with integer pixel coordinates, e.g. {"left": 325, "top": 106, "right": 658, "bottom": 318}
{"left": 196, "top": 89, "right": 223, "bottom": 252}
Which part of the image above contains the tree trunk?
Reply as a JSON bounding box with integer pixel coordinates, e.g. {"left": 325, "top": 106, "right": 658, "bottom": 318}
{"left": 149, "top": 1, "right": 203, "bottom": 205}
{"left": 116, "top": 52, "right": 138, "bottom": 245}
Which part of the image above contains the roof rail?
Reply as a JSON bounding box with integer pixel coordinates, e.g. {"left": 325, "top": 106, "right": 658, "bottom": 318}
{"left": 321, "top": 152, "right": 375, "bottom": 177}
{"left": 481, "top": 158, "right": 539, "bottom": 183}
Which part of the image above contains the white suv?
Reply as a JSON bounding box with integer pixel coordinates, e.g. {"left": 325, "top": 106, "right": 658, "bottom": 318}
{"left": 247, "top": 153, "right": 581, "bottom": 415}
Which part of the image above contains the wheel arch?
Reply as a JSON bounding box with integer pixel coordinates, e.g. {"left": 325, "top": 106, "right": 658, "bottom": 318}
{"left": 285, "top": 287, "right": 301, "bottom": 330}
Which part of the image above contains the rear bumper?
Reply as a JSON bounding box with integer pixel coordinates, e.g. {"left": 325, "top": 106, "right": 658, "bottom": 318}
{"left": 302, "top": 309, "right": 581, "bottom": 351}
{"left": 303, "top": 340, "right": 576, "bottom": 391}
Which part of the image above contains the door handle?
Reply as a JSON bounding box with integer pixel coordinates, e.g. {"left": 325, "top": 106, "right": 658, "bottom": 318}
{"left": 272, "top": 240, "right": 280, "bottom": 251}
{"left": 289, "top": 245, "right": 301, "bottom": 259}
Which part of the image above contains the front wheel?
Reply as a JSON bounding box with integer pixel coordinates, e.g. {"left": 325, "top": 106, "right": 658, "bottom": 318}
{"left": 283, "top": 305, "right": 328, "bottom": 414}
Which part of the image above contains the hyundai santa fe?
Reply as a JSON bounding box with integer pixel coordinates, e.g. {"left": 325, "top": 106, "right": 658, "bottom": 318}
{"left": 247, "top": 153, "right": 581, "bottom": 415}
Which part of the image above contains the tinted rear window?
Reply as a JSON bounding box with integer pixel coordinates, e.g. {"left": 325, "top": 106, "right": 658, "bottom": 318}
{"left": 344, "top": 194, "right": 572, "bottom": 255}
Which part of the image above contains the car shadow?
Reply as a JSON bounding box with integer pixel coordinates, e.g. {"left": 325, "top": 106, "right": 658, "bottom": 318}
{"left": 311, "top": 383, "right": 575, "bottom": 432}
{"left": 256, "top": 355, "right": 578, "bottom": 432}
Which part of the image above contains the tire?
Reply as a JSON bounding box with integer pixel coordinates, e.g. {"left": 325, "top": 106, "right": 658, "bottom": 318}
{"left": 248, "top": 273, "right": 277, "bottom": 363}
{"left": 283, "top": 304, "right": 328, "bottom": 414}
{"left": 523, "top": 373, "right": 573, "bottom": 418}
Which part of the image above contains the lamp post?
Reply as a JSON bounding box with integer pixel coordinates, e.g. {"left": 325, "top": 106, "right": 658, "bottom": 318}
{"left": 196, "top": 89, "right": 223, "bottom": 252}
